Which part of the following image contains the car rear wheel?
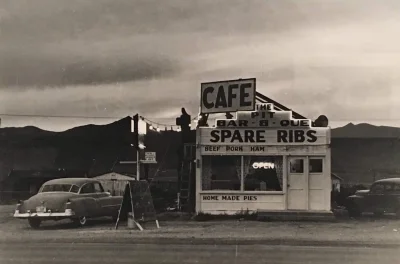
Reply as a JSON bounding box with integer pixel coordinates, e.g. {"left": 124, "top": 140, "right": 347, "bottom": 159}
{"left": 28, "top": 218, "right": 41, "bottom": 229}
{"left": 112, "top": 214, "right": 119, "bottom": 222}
{"left": 73, "top": 216, "right": 87, "bottom": 227}
{"left": 348, "top": 206, "right": 362, "bottom": 218}
{"left": 396, "top": 208, "right": 400, "bottom": 219}
{"left": 373, "top": 211, "right": 384, "bottom": 217}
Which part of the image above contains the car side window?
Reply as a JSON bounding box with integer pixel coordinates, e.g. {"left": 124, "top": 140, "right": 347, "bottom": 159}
{"left": 70, "top": 185, "right": 79, "bottom": 193}
{"left": 80, "top": 183, "right": 95, "bottom": 194}
{"left": 389, "top": 184, "right": 400, "bottom": 194}
{"left": 384, "top": 183, "right": 394, "bottom": 193}
{"left": 94, "top": 183, "right": 104, "bottom": 193}
{"left": 371, "top": 183, "right": 384, "bottom": 194}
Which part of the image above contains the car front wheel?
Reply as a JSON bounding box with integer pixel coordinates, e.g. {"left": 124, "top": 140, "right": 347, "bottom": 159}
{"left": 28, "top": 218, "right": 41, "bottom": 229}
{"left": 72, "top": 216, "right": 87, "bottom": 227}
{"left": 348, "top": 205, "right": 362, "bottom": 218}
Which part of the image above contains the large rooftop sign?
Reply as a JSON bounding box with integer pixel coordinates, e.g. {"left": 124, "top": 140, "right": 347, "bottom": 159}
{"left": 216, "top": 103, "right": 312, "bottom": 129}
{"left": 200, "top": 78, "right": 256, "bottom": 114}
{"left": 199, "top": 102, "right": 330, "bottom": 147}
{"left": 201, "top": 128, "right": 328, "bottom": 145}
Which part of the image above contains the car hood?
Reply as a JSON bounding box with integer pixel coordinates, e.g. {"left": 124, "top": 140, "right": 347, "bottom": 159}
{"left": 21, "top": 192, "right": 78, "bottom": 212}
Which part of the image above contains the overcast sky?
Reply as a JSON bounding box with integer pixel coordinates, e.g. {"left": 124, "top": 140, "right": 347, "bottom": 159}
{"left": 1, "top": 0, "right": 400, "bottom": 131}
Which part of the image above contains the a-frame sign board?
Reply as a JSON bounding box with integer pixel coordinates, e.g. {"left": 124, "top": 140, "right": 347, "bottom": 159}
{"left": 114, "top": 180, "right": 159, "bottom": 231}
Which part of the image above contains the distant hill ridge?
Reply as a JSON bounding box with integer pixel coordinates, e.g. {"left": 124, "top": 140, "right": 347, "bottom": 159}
{"left": 3, "top": 121, "right": 400, "bottom": 137}
{"left": 1, "top": 120, "right": 400, "bottom": 184}
{"left": 332, "top": 123, "right": 400, "bottom": 138}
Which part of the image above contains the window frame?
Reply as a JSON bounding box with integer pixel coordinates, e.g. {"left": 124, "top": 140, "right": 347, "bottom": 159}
{"left": 309, "top": 158, "right": 324, "bottom": 174}
{"left": 200, "top": 154, "right": 284, "bottom": 194}
{"left": 243, "top": 155, "right": 283, "bottom": 192}
{"left": 202, "top": 155, "right": 242, "bottom": 191}
{"left": 289, "top": 158, "right": 305, "bottom": 174}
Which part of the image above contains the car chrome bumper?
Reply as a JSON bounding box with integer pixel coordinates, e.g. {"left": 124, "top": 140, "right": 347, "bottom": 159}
{"left": 13, "top": 210, "right": 75, "bottom": 218}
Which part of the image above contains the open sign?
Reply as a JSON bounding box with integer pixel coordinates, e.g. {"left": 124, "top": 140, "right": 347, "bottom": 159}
{"left": 200, "top": 78, "right": 256, "bottom": 114}
{"left": 252, "top": 162, "right": 275, "bottom": 169}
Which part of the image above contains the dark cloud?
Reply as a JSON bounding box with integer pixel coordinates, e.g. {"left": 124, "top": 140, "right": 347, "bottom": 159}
{"left": 1, "top": 0, "right": 392, "bottom": 89}
{"left": 0, "top": 1, "right": 339, "bottom": 41}
{"left": 0, "top": 53, "right": 180, "bottom": 87}
{"left": 2, "top": 0, "right": 393, "bottom": 42}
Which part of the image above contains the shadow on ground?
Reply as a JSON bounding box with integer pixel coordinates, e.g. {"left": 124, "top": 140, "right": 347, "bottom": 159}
{"left": 18, "top": 218, "right": 116, "bottom": 230}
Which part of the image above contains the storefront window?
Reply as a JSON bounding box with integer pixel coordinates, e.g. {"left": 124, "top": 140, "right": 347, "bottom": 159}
{"left": 202, "top": 156, "right": 241, "bottom": 190}
{"left": 243, "top": 156, "right": 283, "bottom": 191}
{"left": 310, "top": 158, "right": 323, "bottom": 173}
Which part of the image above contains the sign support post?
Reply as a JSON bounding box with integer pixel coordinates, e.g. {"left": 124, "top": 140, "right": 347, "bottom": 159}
{"left": 132, "top": 114, "right": 142, "bottom": 181}
{"left": 136, "top": 149, "right": 140, "bottom": 181}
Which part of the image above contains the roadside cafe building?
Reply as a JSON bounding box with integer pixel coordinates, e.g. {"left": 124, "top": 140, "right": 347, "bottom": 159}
{"left": 195, "top": 78, "right": 331, "bottom": 216}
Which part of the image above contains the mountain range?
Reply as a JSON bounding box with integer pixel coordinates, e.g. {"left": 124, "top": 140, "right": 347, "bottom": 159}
{"left": 1, "top": 119, "right": 400, "bottom": 185}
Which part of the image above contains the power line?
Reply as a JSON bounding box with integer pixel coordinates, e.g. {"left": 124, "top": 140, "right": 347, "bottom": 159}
{"left": 1, "top": 113, "right": 400, "bottom": 122}
{"left": 141, "top": 116, "right": 177, "bottom": 127}
{"left": 0, "top": 113, "right": 197, "bottom": 129}
{"left": 0, "top": 113, "right": 196, "bottom": 121}
{"left": 141, "top": 115, "right": 197, "bottom": 128}
{"left": 0, "top": 114, "right": 118, "bottom": 119}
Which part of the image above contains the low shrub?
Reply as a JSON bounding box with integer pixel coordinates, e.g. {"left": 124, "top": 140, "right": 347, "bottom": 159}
{"left": 193, "top": 210, "right": 258, "bottom": 221}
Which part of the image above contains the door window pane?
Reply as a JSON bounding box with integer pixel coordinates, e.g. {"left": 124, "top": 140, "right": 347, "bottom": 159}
{"left": 310, "top": 159, "right": 323, "bottom": 173}
{"left": 290, "top": 159, "right": 304, "bottom": 173}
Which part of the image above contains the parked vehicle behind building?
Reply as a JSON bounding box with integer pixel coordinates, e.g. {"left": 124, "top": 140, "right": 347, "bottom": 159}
{"left": 346, "top": 178, "right": 400, "bottom": 218}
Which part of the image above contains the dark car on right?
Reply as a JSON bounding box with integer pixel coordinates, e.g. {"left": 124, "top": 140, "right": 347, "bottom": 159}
{"left": 346, "top": 178, "right": 400, "bottom": 218}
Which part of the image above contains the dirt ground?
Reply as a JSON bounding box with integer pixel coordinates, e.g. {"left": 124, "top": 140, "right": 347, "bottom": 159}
{"left": 1, "top": 205, "right": 400, "bottom": 245}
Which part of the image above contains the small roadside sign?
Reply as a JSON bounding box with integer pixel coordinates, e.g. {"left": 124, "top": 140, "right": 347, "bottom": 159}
{"left": 142, "top": 152, "right": 157, "bottom": 164}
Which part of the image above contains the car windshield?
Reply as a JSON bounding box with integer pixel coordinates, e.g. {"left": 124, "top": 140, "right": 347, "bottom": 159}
{"left": 40, "top": 184, "right": 78, "bottom": 193}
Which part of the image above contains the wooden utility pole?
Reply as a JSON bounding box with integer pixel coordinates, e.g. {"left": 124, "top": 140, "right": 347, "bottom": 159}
{"left": 132, "top": 114, "right": 141, "bottom": 181}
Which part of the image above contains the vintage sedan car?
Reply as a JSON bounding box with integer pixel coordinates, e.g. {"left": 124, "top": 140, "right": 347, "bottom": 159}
{"left": 346, "top": 178, "right": 400, "bottom": 218}
{"left": 13, "top": 178, "right": 123, "bottom": 228}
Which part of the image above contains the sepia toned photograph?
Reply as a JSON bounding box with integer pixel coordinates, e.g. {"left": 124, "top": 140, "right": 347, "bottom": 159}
{"left": 0, "top": 0, "right": 399, "bottom": 263}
